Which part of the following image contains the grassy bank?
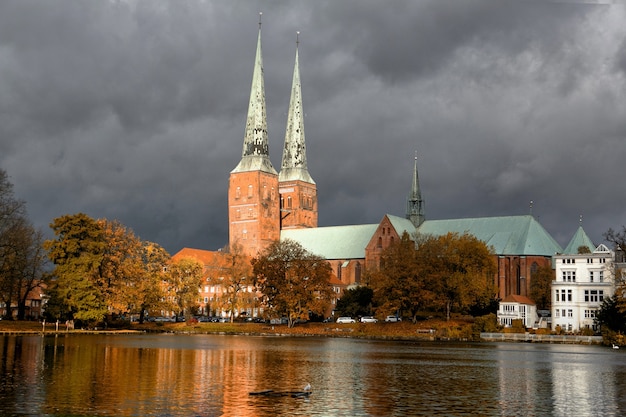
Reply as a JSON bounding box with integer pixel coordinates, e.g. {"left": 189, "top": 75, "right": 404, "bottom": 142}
{"left": 0, "top": 318, "right": 475, "bottom": 341}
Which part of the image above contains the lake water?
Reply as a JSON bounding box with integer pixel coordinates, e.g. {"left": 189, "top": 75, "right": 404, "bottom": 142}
{"left": 1, "top": 333, "right": 626, "bottom": 416}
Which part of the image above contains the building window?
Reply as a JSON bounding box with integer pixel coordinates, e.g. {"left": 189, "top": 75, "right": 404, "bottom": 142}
{"left": 562, "top": 271, "right": 576, "bottom": 282}
{"left": 263, "top": 185, "right": 268, "bottom": 199}
{"left": 555, "top": 309, "right": 560, "bottom": 318}
{"left": 248, "top": 185, "right": 253, "bottom": 198}
{"left": 287, "top": 196, "right": 292, "bottom": 209}
{"left": 585, "top": 290, "right": 604, "bottom": 303}
{"left": 568, "top": 309, "right": 573, "bottom": 318}
{"left": 590, "top": 271, "right": 594, "bottom": 282}
{"left": 585, "top": 309, "right": 597, "bottom": 318}
{"left": 567, "top": 289, "right": 572, "bottom": 302}
{"left": 599, "top": 271, "right": 604, "bottom": 282}
{"left": 236, "top": 187, "right": 241, "bottom": 199}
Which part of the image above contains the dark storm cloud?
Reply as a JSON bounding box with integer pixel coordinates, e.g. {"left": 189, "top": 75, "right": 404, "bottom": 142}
{"left": 1, "top": 0, "right": 625, "bottom": 254}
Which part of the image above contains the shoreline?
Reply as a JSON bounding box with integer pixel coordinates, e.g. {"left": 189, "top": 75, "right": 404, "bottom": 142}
{"left": 0, "top": 320, "right": 606, "bottom": 345}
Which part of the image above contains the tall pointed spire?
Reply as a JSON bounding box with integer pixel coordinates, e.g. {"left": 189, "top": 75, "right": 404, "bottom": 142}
{"left": 406, "top": 152, "right": 424, "bottom": 227}
{"left": 279, "top": 32, "right": 314, "bottom": 184}
{"left": 232, "top": 12, "right": 277, "bottom": 175}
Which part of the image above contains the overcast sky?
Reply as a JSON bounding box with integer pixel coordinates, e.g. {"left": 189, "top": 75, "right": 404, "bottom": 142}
{"left": 1, "top": 0, "right": 625, "bottom": 255}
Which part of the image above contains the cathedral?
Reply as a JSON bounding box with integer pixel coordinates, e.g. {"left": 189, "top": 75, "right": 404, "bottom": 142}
{"left": 174, "top": 21, "right": 569, "bottom": 316}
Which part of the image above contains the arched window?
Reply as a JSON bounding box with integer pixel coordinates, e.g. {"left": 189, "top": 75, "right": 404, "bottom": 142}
{"left": 377, "top": 237, "right": 383, "bottom": 248}
{"left": 530, "top": 262, "right": 539, "bottom": 275}
{"left": 248, "top": 185, "right": 253, "bottom": 198}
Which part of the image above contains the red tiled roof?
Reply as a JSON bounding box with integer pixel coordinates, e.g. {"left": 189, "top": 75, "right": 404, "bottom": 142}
{"left": 501, "top": 294, "right": 535, "bottom": 305}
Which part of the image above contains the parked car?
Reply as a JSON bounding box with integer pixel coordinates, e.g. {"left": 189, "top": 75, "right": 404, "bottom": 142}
{"left": 360, "top": 316, "right": 378, "bottom": 323}
{"left": 336, "top": 317, "right": 356, "bottom": 324}
{"left": 154, "top": 316, "right": 175, "bottom": 322}
{"left": 385, "top": 315, "right": 402, "bottom": 322}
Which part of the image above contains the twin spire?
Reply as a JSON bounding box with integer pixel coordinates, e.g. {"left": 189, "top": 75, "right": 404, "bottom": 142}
{"left": 280, "top": 31, "right": 314, "bottom": 183}
{"left": 232, "top": 15, "right": 313, "bottom": 186}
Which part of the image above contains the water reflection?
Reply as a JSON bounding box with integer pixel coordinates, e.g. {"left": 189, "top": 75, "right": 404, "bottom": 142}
{"left": 2, "top": 334, "right": 626, "bottom": 416}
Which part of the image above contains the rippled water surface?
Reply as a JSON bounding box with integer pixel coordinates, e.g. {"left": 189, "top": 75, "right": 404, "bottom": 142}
{"left": 2, "top": 333, "right": 626, "bottom": 416}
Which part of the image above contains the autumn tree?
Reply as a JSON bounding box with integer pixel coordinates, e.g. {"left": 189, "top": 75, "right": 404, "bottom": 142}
{"left": 133, "top": 242, "right": 171, "bottom": 323}
{"left": 0, "top": 170, "right": 46, "bottom": 320}
{"left": 219, "top": 242, "right": 253, "bottom": 322}
{"left": 167, "top": 257, "right": 204, "bottom": 320}
{"left": 98, "top": 219, "right": 171, "bottom": 322}
{"left": 252, "top": 239, "right": 332, "bottom": 328}
{"left": 45, "top": 213, "right": 171, "bottom": 324}
{"left": 417, "top": 232, "right": 497, "bottom": 321}
{"left": 529, "top": 265, "right": 554, "bottom": 310}
{"left": 370, "top": 232, "right": 435, "bottom": 322}
{"left": 97, "top": 219, "right": 145, "bottom": 315}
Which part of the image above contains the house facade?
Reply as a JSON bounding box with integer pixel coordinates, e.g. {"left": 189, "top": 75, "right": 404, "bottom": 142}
{"left": 497, "top": 294, "right": 537, "bottom": 328}
{"left": 551, "top": 227, "right": 616, "bottom": 332}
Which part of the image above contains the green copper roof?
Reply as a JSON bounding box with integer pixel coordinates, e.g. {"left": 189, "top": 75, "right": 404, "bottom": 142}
{"left": 417, "top": 215, "right": 562, "bottom": 256}
{"left": 387, "top": 214, "right": 418, "bottom": 237}
{"left": 279, "top": 42, "right": 315, "bottom": 184}
{"left": 563, "top": 226, "right": 595, "bottom": 255}
{"left": 232, "top": 25, "right": 277, "bottom": 175}
{"left": 280, "top": 224, "right": 378, "bottom": 259}
{"left": 280, "top": 214, "right": 562, "bottom": 260}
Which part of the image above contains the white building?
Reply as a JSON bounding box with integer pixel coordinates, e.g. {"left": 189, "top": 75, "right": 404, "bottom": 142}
{"left": 551, "top": 226, "right": 616, "bottom": 332}
{"left": 497, "top": 294, "right": 537, "bottom": 328}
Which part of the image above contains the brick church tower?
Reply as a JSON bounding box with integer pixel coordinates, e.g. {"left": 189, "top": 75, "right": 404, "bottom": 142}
{"left": 228, "top": 21, "right": 280, "bottom": 257}
{"left": 278, "top": 34, "right": 318, "bottom": 230}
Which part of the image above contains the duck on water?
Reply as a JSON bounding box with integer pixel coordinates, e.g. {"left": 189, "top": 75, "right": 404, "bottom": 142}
{"left": 250, "top": 383, "right": 312, "bottom": 398}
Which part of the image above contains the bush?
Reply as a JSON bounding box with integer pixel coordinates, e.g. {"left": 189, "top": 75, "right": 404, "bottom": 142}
{"left": 471, "top": 314, "right": 500, "bottom": 340}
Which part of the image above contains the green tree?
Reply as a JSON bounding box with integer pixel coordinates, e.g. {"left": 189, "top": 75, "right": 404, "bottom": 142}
{"left": 252, "top": 239, "right": 332, "bottom": 328}
{"left": 529, "top": 265, "right": 554, "bottom": 310}
{"left": 167, "top": 257, "right": 204, "bottom": 320}
{"left": 370, "top": 232, "right": 434, "bottom": 322}
{"left": 45, "top": 213, "right": 107, "bottom": 323}
{"left": 336, "top": 286, "right": 374, "bottom": 318}
{"left": 603, "top": 226, "right": 626, "bottom": 313}
{"left": 595, "top": 295, "right": 626, "bottom": 333}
